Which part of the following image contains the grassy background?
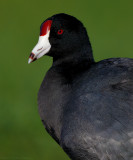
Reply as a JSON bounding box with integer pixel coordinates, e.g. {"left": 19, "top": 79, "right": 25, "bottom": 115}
{"left": 0, "top": 0, "right": 133, "bottom": 159}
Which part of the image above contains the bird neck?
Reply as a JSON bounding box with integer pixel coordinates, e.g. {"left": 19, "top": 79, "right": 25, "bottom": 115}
{"left": 52, "top": 44, "right": 95, "bottom": 71}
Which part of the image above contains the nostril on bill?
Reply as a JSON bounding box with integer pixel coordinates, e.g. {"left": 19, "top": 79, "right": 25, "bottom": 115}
{"left": 37, "top": 47, "right": 43, "bottom": 51}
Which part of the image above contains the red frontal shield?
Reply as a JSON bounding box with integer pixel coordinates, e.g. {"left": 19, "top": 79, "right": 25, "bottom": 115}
{"left": 40, "top": 20, "right": 52, "bottom": 36}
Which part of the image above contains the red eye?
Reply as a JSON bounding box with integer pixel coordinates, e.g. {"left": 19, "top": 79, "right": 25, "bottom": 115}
{"left": 57, "top": 29, "right": 63, "bottom": 35}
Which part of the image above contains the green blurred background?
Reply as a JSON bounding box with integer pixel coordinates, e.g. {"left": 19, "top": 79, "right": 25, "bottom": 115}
{"left": 0, "top": 0, "right": 133, "bottom": 159}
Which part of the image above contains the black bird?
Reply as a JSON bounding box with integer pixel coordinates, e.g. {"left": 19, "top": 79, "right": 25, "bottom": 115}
{"left": 28, "top": 13, "right": 133, "bottom": 160}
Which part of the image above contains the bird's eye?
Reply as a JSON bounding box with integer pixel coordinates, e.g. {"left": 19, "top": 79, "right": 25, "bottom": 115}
{"left": 57, "top": 29, "right": 63, "bottom": 35}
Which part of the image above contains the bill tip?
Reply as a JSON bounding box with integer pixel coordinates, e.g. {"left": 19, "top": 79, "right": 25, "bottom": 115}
{"left": 28, "top": 58, "right": 32, "bottom": 64}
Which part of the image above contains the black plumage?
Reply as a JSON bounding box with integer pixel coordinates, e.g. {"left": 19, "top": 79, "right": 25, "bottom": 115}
{"left": 31, "top": 14, "right": 133, "bottom": 160}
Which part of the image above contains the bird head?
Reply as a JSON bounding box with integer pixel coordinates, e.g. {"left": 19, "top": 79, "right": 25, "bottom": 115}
{"left": 28, "top": 13, "right": 93, "bottom": 64}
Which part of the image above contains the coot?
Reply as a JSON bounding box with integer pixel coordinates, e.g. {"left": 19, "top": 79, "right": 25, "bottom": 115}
{"left": 28, "top": 13, "right": 133, "bottom": 160}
